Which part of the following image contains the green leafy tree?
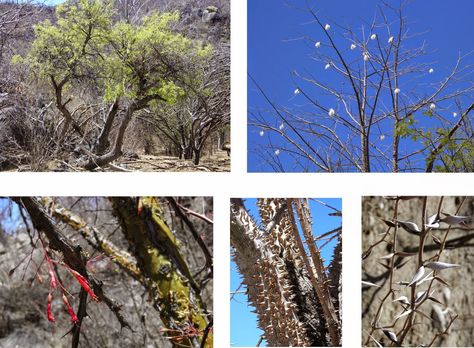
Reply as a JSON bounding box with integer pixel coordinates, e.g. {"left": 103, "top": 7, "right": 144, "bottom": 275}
{"left": 15, "top": 0, "right": 210, "bottom": 169}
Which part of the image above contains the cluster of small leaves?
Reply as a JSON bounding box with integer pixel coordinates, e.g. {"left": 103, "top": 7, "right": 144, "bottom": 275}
{"left": 394, "top": 116, "right": 419, "bottom": 140}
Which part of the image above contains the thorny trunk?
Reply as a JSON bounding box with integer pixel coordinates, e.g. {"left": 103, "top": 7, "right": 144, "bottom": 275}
{"left": 291, "top": 199, "right": 340, "bottom": 345}
{"left": 230, "top": 198, "right": 341, "bottom": 347}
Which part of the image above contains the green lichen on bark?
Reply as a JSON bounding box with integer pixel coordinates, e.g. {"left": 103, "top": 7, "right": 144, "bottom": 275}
{"left": 111, "top": 197, "right": 212, "bottom": 348}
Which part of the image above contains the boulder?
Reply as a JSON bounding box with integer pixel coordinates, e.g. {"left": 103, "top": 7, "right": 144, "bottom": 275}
{"left": 201, "top": 6, "right": 219, "bottom": 23}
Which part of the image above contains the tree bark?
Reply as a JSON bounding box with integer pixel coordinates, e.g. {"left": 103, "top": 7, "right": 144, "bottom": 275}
{"left": 94, "top": 98, "right": 120, "bottom": 155}
{"left": 111, "top": 197, "right": 212, "bottom": 348}
{"left": 193, "top": 147, "right": 201, "bottom": 165}
{"left": 51, "top": 76, "right": 83, "bottom": 145}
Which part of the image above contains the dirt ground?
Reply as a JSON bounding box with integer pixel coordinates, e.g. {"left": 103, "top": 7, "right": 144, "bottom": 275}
{"left": 8, "top": 150, "right": 230, "bottom": 172}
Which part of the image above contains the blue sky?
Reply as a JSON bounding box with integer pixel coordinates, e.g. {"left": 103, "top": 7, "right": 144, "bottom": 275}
{"left": 230, "top": 198, "right": 342, "bottom": 347}
{"left": 248, "top": 0, "right": 474, "bottom": 172}
{"left": 0, "top": 198, "right": 22, "bottom": 234}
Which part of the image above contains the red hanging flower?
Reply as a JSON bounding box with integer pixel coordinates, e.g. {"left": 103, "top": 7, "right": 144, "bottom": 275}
{"left": 47, "top": 293, "right": 55, "bottom": 322}
{"left": 62, "top": 293, "right": 79, "bottom": 324}
{"left": 69, "top": 269, "right": 99, "bottom": 303}
{"left": 49, "top": 266, "right": 58, "bottom": 289}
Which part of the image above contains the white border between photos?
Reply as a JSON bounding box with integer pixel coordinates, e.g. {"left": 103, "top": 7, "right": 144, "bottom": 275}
{"left": 0, "top": 0, "right": 473, "bottom": 347}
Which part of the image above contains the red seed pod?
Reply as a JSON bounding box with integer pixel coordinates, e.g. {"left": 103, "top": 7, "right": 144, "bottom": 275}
{"left": 69, "top": 269, "right": 99, "bottom": 302}
{"left": 62, "top": 294, "right": 79, "bottom": 324}
{"left": 47, "top": 293, "right": 55, "bottom": 322}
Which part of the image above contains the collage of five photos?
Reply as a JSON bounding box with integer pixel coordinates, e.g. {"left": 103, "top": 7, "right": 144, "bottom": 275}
{"left": 0, "top": 0, "right": 473, "bottom": 347}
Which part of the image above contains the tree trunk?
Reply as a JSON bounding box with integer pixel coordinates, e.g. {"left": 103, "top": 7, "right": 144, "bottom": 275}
{"left": 361, "top": 130, "right": 370, "bottom": 172}
{"left": 393, "top": 131, "right": 400, "bottom": 173}
{"left": 217, "top": 129, "right": 226, "bottom": 150}
{"left": 193, "top": 147, "right": 201, "bottom": 165}
{"left": 183, "top": 143, "right": 193, "bottom": 160}
{"left": 94, "top": 99, "right": 120, "bottom": 155}
{"left": 51, "top": 76, "right": 83, "bottom": 146}
{"left": 83, "top": 103, "right": 136, "bottom": 170}
{"left": 84, "top": 95, "right": 165, "bottom": 170}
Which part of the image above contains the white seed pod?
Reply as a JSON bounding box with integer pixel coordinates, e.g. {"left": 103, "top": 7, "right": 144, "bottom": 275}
{"left": 370, "top": 34, "right": 377, "bottom": 40}
{"left": 394, "top": 88, "right": 400, "bottom": 94}
{"left": 429, "top": 68, "right": 434, "bottom": 74}
{"left": 328, "top": 108, "right": 336, "bottom": 117}
{"left": 415, "top": 290, "right": 428, "bottom": 304}
{"left": 325, "top": 23, "right": 331, "bottom": 31}
{"left": 395, "top": 220, "right": 421, "bottom": 235}
{"left": 259, "top": 130, "right": 265, "bottom": 137}
{"left": 407, "top": 266, "right": 425, "bottom": 287}
{"left": 294, "top": 88, "right": 300, "bottom": 95}
{"left": 453, "top": 112, "right": 458, "bottom": 117}
{"left": 325, "top": 63, "right": 331, "bottom": 70}
{"left": 393, "top": 296, "right": 410, "bottom": 305}
{"left": 395, "top": 309, "right": 412, "bottom": 320}
{"left": 382, "top": 329, "right": 398, "bottom": 343}
{"left": 274, "top": 149, "right": 280, "bottom": 156}
{"left": 416, "top": 271, "right": 434, "bottom": 286}
{"left": 439, "top": 213, "right": 470, "bottom": 225}
{"left": 362, "top": 280, "right": 381, "bottom": 288}
{"left": 388, "top": 36, "right": 394, "bottom": 43}
{"left": 427, "top": 213, "right": 439, "bottom": 225}
{"left": 425, "top": 213, "right": 440, "bottom": 229}
{"left": 379, "top": 134, "right": 385, "bottom": 140}
{"left": 430, "top": 103, "right": 436, "bottom": 110}
{"left": 363, "top": 53, "right": 369, "bottom": 61}
{"left": 315, "top": 41, "right": 321, "bottom": 48}
{"left": 424, "top": 261, "right": 461, "bottom": 270}
{"left": 350, "top": 43, "right": 356, "bottom": 50}
{"left": 279, "top": 123, "right": 284, "bottom": 131}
